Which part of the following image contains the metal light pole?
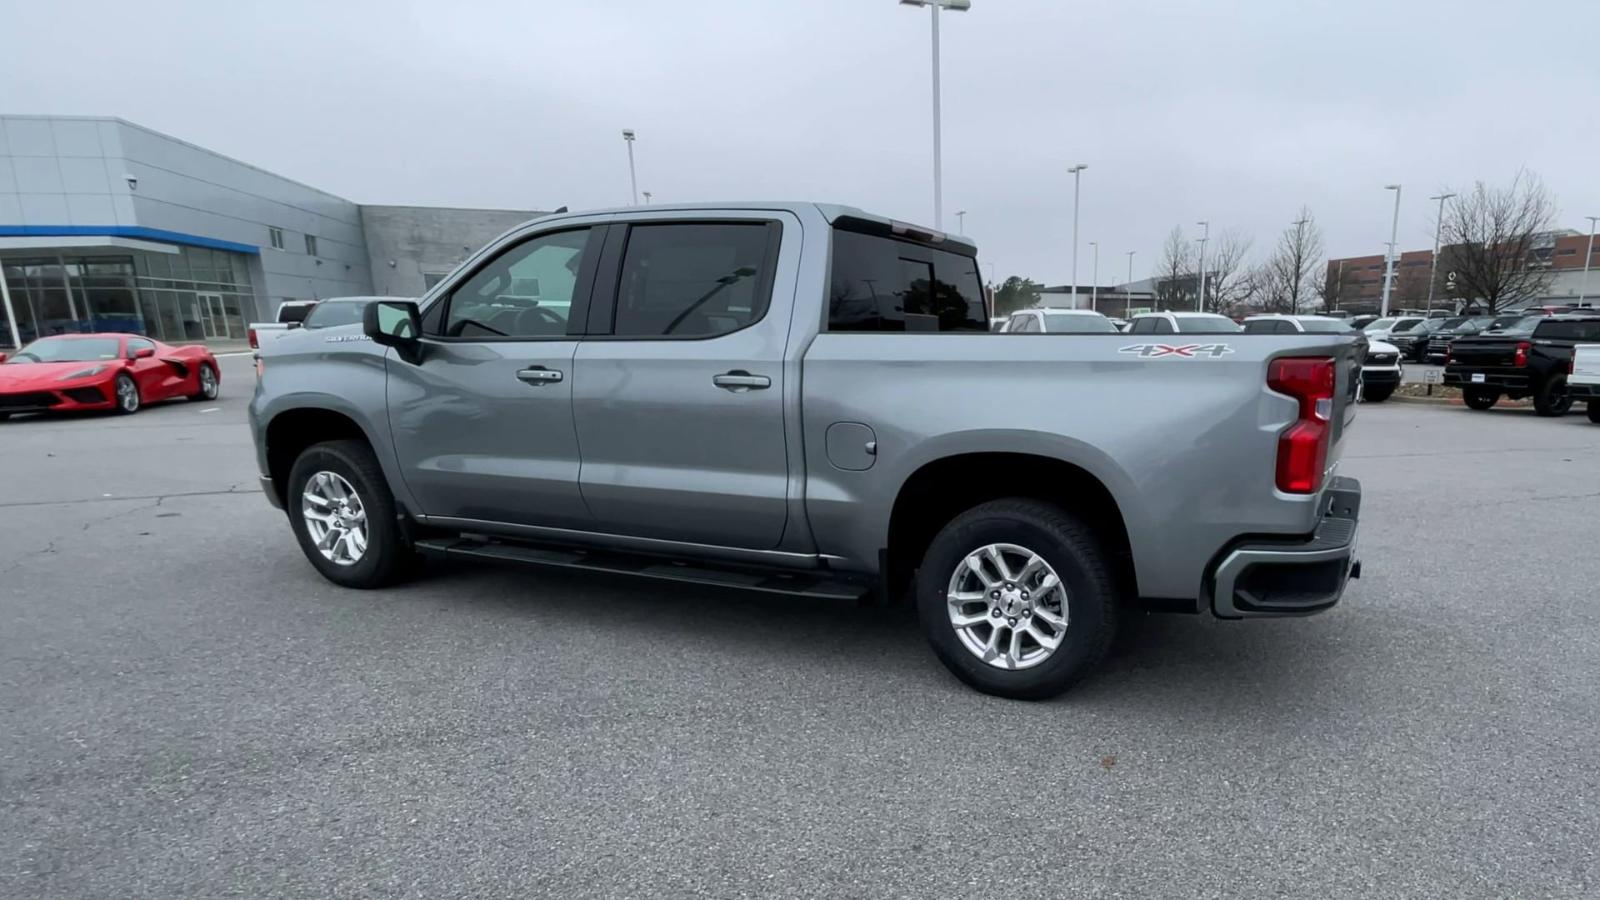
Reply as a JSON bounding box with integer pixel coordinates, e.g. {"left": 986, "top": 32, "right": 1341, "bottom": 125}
{"left": 1195, "top": 220, "right": 1209, "bottom": 312}
{"left": 1579, "top": 215, "right": 1599, "bottom": 304}
{"left": 956, "top": 210, "right": 967, "bottom": 234}
{"left": 621, "top": 129, "right": 639, "bottom": 206}
{"left": 1289, "top": 215, "right": 1310, "bottom": 314}
{"left": 1126, "top": 250, "right": 1135, "bottom": 313}
{"left": 1424, "top": 192, "right": 1455, "bottom": 313}
{"left": 899, "top": 0, "right": 971, "bottom": 230}
{"left": 1068, "top": 163, "right": 1087, "bottom": 304}
{"left": 642, "top": 191, "right": 652, "bottom": 205}
{"left": 1089, "top": 241, "right": 1099, "bottom": 310}
{"left": 1379, "top": 184, "right": 1402, "bottom": 317}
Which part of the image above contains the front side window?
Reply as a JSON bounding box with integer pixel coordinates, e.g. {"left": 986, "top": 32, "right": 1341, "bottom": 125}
{"left": 126, "top": 338, "right": 155, "bottom": 357}
{"left": 828, "top": 229, "right": 986, "bottom": 332}
{"left": 1014, "top": 315, "right": 1042, "bottom": 333}
{"left": 445, "top": 228, "right": 593, "bottom": 339}
{"left": 1242, "top": 319, "right": 1277, "bottom": 334}
{"left": 612, "top": 222, "right": 777, "bottom": 338}
{"left": 304, "top": 301, "right": 373, "bottom": 329}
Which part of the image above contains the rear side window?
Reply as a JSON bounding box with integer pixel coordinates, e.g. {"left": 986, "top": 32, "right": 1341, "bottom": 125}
{"left": 1242, "top": 320, "right": 1278, "bottom": 334}
{"left": 1534, "top": 319, "right": 1600, "bottom": 341}
{"left": 1043, "top": 315, "right": 1117, "bottom": 333}
{"left": 1013, "top": 315, "right": 1042, "bottom": 333}
{"left": 612, "top": 222, "right": 779, "bottom": 338}
{"left": 828, "top": 229, "right": 987, "bottom": 332}
{"left": 1129, "top": 317, "right": 1173, "bottom": 334}
{"left": 1176, "top": 315, "right": 1243, "bottom": 334}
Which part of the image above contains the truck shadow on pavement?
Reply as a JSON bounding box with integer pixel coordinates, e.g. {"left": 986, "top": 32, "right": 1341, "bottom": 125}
{"left": 407, "top": 558, "right": 1359, "bottom": 717}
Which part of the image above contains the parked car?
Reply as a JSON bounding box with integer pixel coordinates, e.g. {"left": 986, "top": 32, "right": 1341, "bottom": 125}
{"left": 247, "top": 299, "right": 320, "bottom": 350}
{"left": 1125, "top": 311, "right": 1243, "bottom": 333}
{"left": 0, "top": 333, "right": 220, "bottom": 419}
{"left": 1569, "top": 343, "right": 1600, "bottom": 424}
{"left": 1362, "top": 316, "right": 1425, "bottom": 341}
{"left": 999, "top": 308, "right": 1119, "bottom": 333}
{"left": 1106, "top": 317, "right": 1129, "bottom": 332}
{"left": 1388, "top": 317, "right": 1448, "bottom": 362}
{"left": 298, "top": 296, "right": 388, "bottom": 330}
{"left": 1242, "top": 315, "right": 1399, "bottom": 402}
{"left": 1348, "top": 314, "right": 1378, "bottom": 330}
{"left": 249, "top": 201, "right": 1366, "bottom": 700}
{"left": 1424, "top": 316, "right": 1498, "bottom": 363}
{"left": 1444, "top": 314, "right": 1600, "bottom": 416}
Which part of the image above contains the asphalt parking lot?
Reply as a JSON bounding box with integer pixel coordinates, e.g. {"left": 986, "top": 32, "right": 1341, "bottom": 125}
{"left": 3, "top": 357, "right": 1598, "bottom": 899}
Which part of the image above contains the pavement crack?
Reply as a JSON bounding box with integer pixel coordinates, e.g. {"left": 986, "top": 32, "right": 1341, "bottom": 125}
{"left": 0, "top": 488, "right": 253, "bottom": 511}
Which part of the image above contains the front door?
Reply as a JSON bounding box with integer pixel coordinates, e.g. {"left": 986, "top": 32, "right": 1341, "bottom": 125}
{"left": 386, "top": 226, "right": 601, "bottom": 531}
{"left": 572, "top": 216, "right": 794, "bottom": 550}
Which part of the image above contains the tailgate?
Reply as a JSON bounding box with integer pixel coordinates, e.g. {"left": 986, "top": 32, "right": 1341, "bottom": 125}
{"left": 1575, "top": 345, "right": 1600, "bottom": 383}
{"left": 1450, "top": 338, "right": 1521, "bottom": 367}
{"left": 1335, "top": 339, "right": 1361, "bottom": 445}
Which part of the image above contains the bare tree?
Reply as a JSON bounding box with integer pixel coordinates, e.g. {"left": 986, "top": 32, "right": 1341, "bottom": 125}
{"left": 1257, "top": 207, "right": 1323, "bottom": 313}
{"left": 1203, "top": 230, "right": 1254, "bottom": 314}
{"left": 1154, "top": 226, "right": 1196, "bottom": 311}
{"left": 1436, "top": 170, "right": 1556, "bottom": 313}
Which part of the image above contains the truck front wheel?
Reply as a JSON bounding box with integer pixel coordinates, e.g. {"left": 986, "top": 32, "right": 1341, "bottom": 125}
{"left": 915, "top": 499, "right": 1118, "bottom": 700}
{"left": 286, "top": 439, "right": 414, "bottom": 588}
{"left": 1533, "top": 377, "right": 1571, "bottom": 417}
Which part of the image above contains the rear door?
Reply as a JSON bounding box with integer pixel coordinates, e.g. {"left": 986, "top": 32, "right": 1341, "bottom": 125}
{"left": 571, "top": 213, "right": 797, "bottom": 550}
{"left": 385, "top": 224, "right": 604, "bottom": 530}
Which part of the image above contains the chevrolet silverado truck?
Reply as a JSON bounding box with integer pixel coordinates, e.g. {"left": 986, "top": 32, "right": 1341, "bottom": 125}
{"left": 248, "top": 202, "right": 1365, "bottom": 699}
{"left": 1445, "top": 313, "right": 1600, "bottom": 415}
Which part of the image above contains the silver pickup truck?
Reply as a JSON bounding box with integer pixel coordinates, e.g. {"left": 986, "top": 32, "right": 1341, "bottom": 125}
{"left": 249, "top": 202, "right": 1364, "bottom": 699}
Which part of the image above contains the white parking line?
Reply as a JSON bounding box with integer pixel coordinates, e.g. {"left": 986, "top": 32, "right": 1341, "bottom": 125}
{"left": 199, "top": 407, "right": 221, "bottom": 414}
{"left": 213, "top": 351, "right": 255, "bottom": 358}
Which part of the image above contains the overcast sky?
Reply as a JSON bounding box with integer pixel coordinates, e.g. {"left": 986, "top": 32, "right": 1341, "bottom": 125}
{"left": 5, "top": 0, "right": 1597, "bottom": 286}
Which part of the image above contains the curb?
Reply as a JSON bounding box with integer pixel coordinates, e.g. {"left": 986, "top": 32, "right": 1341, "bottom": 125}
{"left": 1387, "top": 394, "right": 1457, "bottom": 406}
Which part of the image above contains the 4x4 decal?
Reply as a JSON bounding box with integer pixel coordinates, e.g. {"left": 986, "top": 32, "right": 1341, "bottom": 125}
{"left": 1118, "top": 343, "right": 1234, "bottom": 359}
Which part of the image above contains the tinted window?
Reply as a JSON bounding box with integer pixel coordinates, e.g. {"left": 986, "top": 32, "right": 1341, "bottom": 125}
{"left": 9, "top": 337, "right": 123, "bottom": 362}
{"left": 828, "top": 229, "right": 987, "bottom": 332}
{"left": 613, "top": 223, "right": 777, "bottom": 338}
{"left": 1534, "top": 319, "right": 1600, "bottom": 342}
{"left": 1015, "top": 315, "right": 1041, "bottom": 333}
{"left": 1175, "top": 315, "right": 1242, "bottom": 334}
{"left": 1130, "top": 316, "right": 1173, "bottom": 334}
{"left": 278, "top": 303, "right": 314, "bottom": 324}
{"left": 1043, "top": 315, "right": 1117, "bottom": 333}
{"left": 1242, "top": 319, "right": 1277, "bottom": 334}
{"left": 446, "top": 228, "right": 593, "bottom": 338}
{"left": 1299, "top": 319, "right": 1354, "bottom": 333}
{"left": 303, "top": 300, "right": 373, "bottom": 329}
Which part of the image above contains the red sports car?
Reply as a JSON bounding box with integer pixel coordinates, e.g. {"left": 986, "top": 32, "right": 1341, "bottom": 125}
{"left": 0, "top": 333, "right": 220, "bottom": 420}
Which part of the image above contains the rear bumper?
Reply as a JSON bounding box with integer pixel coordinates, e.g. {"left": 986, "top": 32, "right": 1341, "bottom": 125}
{"left": 1210, "top": 476, "right": 1362, "bottom": 618}
{"left": 1443, "top": 368, "right": 1531, "bottom": 391}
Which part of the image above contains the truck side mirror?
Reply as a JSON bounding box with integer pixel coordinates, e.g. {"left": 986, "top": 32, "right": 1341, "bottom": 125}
{"left": 364, "top": 300, "right": 423, "bottom": 362}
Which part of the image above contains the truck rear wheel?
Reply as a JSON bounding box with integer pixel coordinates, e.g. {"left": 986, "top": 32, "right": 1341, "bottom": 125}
{"left": 1463, "top": 388, "right": 1499, "bottom": 410}
{"left": 915, "top": 499, "right": 1118, "bottom": 700}
{"left": 1533, "top": 377, "right": 1571, "bottom": 417}
{"left": 286, "top": 439, "right": 413, "bottom": 588}
{"left": 1587, "top": 402, "right": 1600, "bottom": 424}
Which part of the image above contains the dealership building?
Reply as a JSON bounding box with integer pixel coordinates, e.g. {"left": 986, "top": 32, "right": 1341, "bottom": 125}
{"left": 0, "top": 115, "right": 545, "bottom": 348}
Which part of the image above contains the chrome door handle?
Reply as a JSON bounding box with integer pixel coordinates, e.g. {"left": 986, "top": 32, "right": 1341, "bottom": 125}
{"left": 712, "top": 370, "right": 771, "bottom": 391}
{"left": 516, "top": 366, "right": 564, "bottom": 385}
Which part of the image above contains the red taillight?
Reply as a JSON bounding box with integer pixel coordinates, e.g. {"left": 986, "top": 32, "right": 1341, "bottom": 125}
{"left": 1514, "top": 341, "right": 1530, "bottom": 367}
{"left": 1268, "top": 357, "right": 1336, "bottom": 494}
{"left": 248, "top": 327, "right": 259, "bottom": 349}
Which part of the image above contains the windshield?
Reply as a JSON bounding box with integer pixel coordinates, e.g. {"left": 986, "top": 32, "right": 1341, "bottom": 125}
{"left": 1175, "top": 315, "right": 1242, "bottom": 334}
{"left": 1486, "top": 315, "right": 1535, "bottom": 331}
{"left": 1043, "top": 315, "right": 1118, "bottom": 334}
{"left": 303, "top": 300, "right": 374, "bottom": 329}
{"left": 8, "top": 336, "right": 123, "bottom": 363}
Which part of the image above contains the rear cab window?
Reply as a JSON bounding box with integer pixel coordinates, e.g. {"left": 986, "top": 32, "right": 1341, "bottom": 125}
{"left": 1175, "top": 315, "right": 1242, "bottom": 334}
{"left": 827, "top": 227, "right": 987, "bottom": 332}
{"left": 1534, "top": 319, "right": 1600, "bottom": 342}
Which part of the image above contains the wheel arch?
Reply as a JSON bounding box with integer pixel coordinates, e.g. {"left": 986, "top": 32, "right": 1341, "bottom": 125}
{"left": 884, "top": 450, "right": 1139, "bottom": 605}
{"left": 264, "top": 406, "right": 387, "bottom": 509}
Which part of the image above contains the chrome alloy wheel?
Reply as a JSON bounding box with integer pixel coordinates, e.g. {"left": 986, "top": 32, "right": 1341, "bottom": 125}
{"left": 947, "top": 543, "right": 1069, "bottom": 670}
{"left": 301, "top": 471, "right": 368, "bottom": 566}
{"left": 116, "top": 375, "right": 140, "bottom": 412}
{"left": 199, "top": 365, "right": 218, "bottom": 399}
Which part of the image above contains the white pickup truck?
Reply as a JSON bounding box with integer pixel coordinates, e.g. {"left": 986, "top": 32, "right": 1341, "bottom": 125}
{"left": 1570, "top": 343, "right": 1600, "bottom": 424}
{"left": 247, "top": 300, "right": 319, "bottom": 351}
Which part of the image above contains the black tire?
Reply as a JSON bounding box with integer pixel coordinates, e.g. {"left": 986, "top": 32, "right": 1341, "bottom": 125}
{"left": 1463, "top": 388, "right": 1499, "bottom": 411}
{"left": 286, "top": 439, "right": 412, "bottom": 588}
{"left": 0, "top": 412, "right": 9, "bottom": 422}
{"left": 915, "top": 499, "right": 1118, "bottom": 701}
{"left": 112, "top": 373, "right": 141, "bottom": 415}
{"left": 1533, "top": 377, "right": 1571, "bottom": 417}
{"left": 1363, "top": 383, "right": 1395, "bottom": 403}
{"left": 1587, "top": 402, "right": 1600, "bottom": 424}
{"left": 187, "top": 363, "right": 219, "bottom": 401}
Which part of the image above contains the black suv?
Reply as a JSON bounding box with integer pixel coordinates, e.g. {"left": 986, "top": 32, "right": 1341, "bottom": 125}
{"left": 1388, "top": 317, "right": 1448, "bottom": 362}
{"left": 1444, "top": 314, "right": 1600, "bottom": 416}
{"left": 1425, "top": 315, "right": 1523, "bottom": 363}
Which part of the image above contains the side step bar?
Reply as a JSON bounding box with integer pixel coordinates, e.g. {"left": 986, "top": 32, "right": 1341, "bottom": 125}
{"left": 413, "top": 537, "right": 870, "bottom": 602}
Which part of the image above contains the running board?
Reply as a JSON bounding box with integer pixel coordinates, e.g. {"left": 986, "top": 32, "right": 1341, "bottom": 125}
{"left": 413, "top": 537, "right": 869, "bottom": 601}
